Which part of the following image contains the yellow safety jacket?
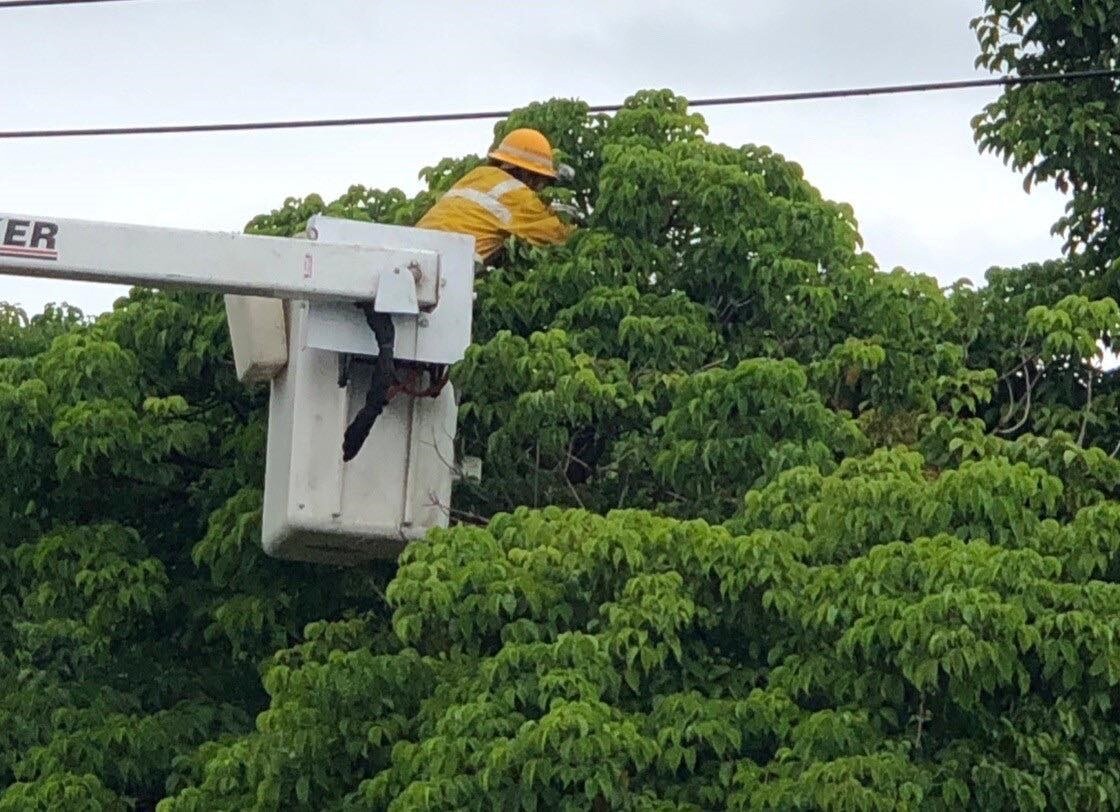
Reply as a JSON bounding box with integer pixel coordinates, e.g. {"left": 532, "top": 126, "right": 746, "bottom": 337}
{"left": 416, "top": 166, "right": 575, "bottom": 262}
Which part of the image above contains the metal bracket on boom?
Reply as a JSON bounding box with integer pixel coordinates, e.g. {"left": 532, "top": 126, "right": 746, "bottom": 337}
{"left": 372, "top": 261, "right": 422, "bottom": 314}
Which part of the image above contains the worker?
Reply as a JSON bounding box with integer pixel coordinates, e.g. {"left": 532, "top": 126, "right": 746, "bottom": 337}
{"left": 415, "top": 127, "right": 578, "bottom": 266}
{"left": 345, "top": 128, "right": 578, "bottom": 462}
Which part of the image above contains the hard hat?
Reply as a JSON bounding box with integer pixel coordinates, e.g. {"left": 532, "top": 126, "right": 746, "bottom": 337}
{"left": 489, "top": 128, "right": 558, "bottom": 179}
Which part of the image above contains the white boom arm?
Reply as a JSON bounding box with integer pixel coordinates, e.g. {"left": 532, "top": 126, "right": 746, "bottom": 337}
{"left": 0, "top": 212, "right": 440, "bottom": 308}
{"left": 0, "top": 210, "right": 478, "bottom": 566}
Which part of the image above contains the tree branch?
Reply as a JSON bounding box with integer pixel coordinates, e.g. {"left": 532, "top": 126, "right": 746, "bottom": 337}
{"left": 997, "top": 355, "right": 1032, "bottom": 384}
{"left": 699, "top": 353, "right": 730, "bottom": 372}
{"left": 999, "top": 375, "right": 1017, "bottom": 424}
{"left": 995, "top": 363, "right": 1034, "bottom": 435}
{"left": 560, "top": 437, "right": 587, "bottom": 509}
{"left": 717, "top": 296, "right": 754, "bottom": 324}
{"left": 534, "top": 442, "right": 541, "bottom": 509}
{"left": 450, "top": 507, "right": 491, "bottom": 526}
{"left": 1078, "top": 369, "right": 1094, "bottom": 447}
{"left": 914, "top": 694, "right": 927, "bottom": 751}
{"left": 423, "top": 490, "right": 490, "bottom": 527}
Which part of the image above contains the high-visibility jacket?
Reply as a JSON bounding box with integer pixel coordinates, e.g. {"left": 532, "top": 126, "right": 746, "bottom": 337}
{"left": 415, "top": 166, "right": 575, "bottom": 261}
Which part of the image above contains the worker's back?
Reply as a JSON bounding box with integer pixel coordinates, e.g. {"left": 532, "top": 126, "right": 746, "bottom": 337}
{"left": 416, "top": 165, "right": 573, "bottom": 261}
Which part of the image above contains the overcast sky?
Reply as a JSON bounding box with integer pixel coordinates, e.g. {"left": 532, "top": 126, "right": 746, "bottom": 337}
{"left": 2, "top": 0, "right": 1068, "bottom": 317}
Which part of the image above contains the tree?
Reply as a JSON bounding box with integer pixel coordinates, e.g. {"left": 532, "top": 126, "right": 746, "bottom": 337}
{"left": 0, "top": 295, "right": 387, "bottom": 809}
{"left": 961, "top": 0, "right": 1120, "bottom": 454}
{"left": 972, "top": 0, "right": 1120, "bottom": 288}
{"left": 3, "top": 70, "right": 1120, "bottom": 810}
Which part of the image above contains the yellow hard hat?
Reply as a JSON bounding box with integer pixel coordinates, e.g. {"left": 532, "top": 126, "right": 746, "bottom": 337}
{"left": 489, "top": 128, "right": 558, "bottom": 179}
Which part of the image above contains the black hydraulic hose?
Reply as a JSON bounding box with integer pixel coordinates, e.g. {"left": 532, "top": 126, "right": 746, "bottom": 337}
{"left": 342, "top": 305, "right": 396, "bottom": 462}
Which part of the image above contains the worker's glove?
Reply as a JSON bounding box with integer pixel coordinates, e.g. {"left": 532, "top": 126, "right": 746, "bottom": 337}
{"left": 549, "top": 201, "right": 584, "bottom": 223}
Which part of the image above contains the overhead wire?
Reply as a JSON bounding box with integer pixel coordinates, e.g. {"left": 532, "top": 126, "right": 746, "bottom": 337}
{"left": 1, "top": 69, "right": 1117, "bottom": 140}
{"left": 0, "top": 0, "right": 139, "bottom": 7}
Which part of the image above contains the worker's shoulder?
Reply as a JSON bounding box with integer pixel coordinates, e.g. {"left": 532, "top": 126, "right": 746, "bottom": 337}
{"left": 453, "top": 164, "right": 510, "bottom": 189}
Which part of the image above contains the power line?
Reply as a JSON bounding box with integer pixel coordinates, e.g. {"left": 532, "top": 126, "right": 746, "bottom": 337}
{"left": 0, "top": 0, "right": 138, "bottom": 7}
{"left": 683, "top": 68, "right": 1119, "bottom": 106}
{"left": 2, "top": 68, "right": 1117, "bottom": 140}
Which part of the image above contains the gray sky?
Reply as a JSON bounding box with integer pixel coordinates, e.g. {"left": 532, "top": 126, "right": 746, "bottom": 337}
{"left": 2, "top": 0, "right": 1068, "bottom": 317}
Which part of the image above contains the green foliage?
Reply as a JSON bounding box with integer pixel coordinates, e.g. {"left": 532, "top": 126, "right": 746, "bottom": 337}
{"left": 970, "top": 1, "right": 1120, "bottom": 453}
{"left": 0, "top": 289, "right": 384, "bottom": 808}
{"left": 6, "top": 43, "right": 1120, "bottom": 808}
{"left": 163, "top": 450, "right": 1120, "bottom": 809}
{"left": 0, "top": 772, "right": 126, "bottom": 812}
{"left": 973, "top": 0, "right": 1120, "bottom": 280}
{"left": 652, "top": 358, "right": 866, "bottom": 518}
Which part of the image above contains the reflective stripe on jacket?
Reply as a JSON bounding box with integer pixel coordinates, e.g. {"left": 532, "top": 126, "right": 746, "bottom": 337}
{"left": 415, "top": 165, "right": 574, "bottom": 261}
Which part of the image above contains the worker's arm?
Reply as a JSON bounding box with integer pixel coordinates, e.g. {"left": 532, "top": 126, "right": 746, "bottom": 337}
{"left": 504, "top": 186, "right": 577, "bottom": 247}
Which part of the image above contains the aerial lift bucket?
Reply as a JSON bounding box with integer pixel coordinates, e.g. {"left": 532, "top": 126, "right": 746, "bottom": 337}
{"left": 233, "top": 215, "right": 476, "bottom": 564}
{"left": 0, "top": 210, "right": 475, "bottom": 565}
